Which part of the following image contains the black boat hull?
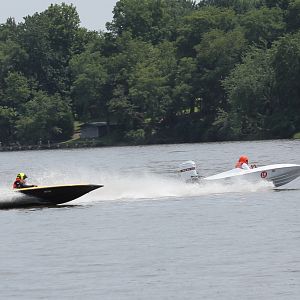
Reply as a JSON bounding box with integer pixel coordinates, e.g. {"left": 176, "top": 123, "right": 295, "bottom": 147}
{"left": 1, "top": 184, "right": 103, "bottom": 209}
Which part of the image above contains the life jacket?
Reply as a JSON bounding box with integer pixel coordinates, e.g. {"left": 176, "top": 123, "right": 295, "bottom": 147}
{"left": 235, "top": 156, "right": 249, "bottom": 169}
{"left": 13, "top": 178, "right": 22, "bottom": 189}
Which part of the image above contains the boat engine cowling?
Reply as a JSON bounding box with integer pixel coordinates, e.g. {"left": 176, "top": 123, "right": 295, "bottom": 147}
{"left": 178, "top": 160, "right": 199, "bottom": 182}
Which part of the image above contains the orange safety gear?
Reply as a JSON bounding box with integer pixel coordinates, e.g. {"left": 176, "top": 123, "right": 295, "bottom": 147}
{"left": 235, "top": 155, "right": 249, "bottom": 168}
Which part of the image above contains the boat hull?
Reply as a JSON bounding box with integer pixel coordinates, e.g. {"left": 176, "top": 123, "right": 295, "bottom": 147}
{"left": 1, "top": 184, "right": 103, "bottom": 209}
{"left": 203, "top": 164, "right": 300, "bottom": 187}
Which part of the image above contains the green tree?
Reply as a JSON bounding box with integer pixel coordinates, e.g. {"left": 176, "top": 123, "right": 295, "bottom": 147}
{"left": 2, "top": 71, "right": 31, "bottom": 109}
{"left": 199, "top": 0, "right": 264, "bottom": 13}
{"left": 128, "top": 41, "right": 176, "bottom": 138}
{"left": 108, "top": 84, "right": 141, "bottom": 131}
{"left": 286, "top": 0, "right": 300, "bottom": 32}
{"left": 107, "top": 0, "right": 196, "bottom": 43}
{"left": 18, "top": 3, "right": 81, "bottom": 94}
{"left": 223, "top": 47, "right": 275, "bottom": 138}
{"left": 0, "top": 106, "right": 17, "bottom": 143}
{"left": 172, "top": 56, "right": 198, "bottom": 115}
{"left": 0, "top": 39, "right": 28, "bottom": 80}
{"left": 270, "top": 32, "right": 300, "bottom": 135}
{"left": 264, "top": 0, "right": 290, "bottom": 10}
{"left": 0, "top": 17, "right": 19, "bottom": 41}
{"left": 165, "top": 56, "right": 203, "bottom": 142}
{"left": 177, "top": 6, "right": 237, "bottom": 57}
{"left": 70, "top": 47, "right": 108, "bottom": 121}
{"left": 106, "top": 34, "right": 161, "bottom": 131}
{"left": 16, "top": 91, "right": 73, "bottom": 143}
{"left": 239, "top": 6, "right": 286, "bottom": 45}
{"left": 195, "top": 29, "right": 247, "bottom": 128}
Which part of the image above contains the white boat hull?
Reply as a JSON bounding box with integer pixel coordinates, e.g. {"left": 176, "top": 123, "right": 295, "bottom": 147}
{"left": 203, "top": 164, "right": 300, "bottom": 187}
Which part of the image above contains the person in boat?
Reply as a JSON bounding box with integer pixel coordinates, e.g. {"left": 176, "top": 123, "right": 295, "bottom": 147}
{"left": 13, "top": 173, "right": 37, "bottom": 189}
{"left": 235, "top": 155, "right": 250, "bottom": 170}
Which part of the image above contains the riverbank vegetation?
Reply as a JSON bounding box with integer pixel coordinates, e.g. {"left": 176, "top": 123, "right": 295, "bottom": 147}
{"left": 1, "top": 0, "right": 300, "bottom": 146}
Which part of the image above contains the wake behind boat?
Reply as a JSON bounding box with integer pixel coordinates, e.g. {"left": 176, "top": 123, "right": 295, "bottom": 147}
{"left": 179, "top": 161, "right": 300, "bottom": 188}
{"left": 0, "top": 184, "right": 103, "bottom": 209}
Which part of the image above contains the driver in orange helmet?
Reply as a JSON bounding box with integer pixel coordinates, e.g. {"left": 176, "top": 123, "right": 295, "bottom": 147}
{"left": 235, "top": 156, "right": 250, "bottom": 170}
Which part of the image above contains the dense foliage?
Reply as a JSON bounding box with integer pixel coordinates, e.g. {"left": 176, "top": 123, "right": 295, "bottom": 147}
{"left": 1, "top": 0, "right": 300, "bottom": 145}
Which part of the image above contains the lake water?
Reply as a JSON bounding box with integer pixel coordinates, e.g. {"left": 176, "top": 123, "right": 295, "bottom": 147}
{"left": 0, "top": 140, "right": 300, "bottom": 299}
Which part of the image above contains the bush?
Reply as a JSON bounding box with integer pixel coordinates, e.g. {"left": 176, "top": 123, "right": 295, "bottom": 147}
{"left": 293, "top": 132, "right": 300, "bottom": 139}
{"left": 124, "top": 129, "right": 146, "bottom": 145}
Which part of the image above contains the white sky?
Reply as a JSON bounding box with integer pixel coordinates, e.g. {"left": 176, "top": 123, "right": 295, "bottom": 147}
{"left": 0, "top": 0, "right": 118, "bottom": 31}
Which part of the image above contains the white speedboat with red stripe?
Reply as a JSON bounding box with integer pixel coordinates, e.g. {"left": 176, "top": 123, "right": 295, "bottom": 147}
{"left": 179, "top": 161, "right": 300, "bottom": 187}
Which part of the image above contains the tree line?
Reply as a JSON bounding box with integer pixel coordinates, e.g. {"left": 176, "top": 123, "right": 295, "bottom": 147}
{"left": 1, "top": 0, "right": 300, "bottom": 145}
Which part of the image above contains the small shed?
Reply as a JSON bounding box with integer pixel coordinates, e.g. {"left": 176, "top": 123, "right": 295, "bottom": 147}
{"left": 80, "top": 122, "right": 108, "bottom": 139}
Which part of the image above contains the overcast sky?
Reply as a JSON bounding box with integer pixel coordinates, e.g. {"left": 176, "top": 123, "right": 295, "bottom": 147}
{"left": 0, "top": 0, "right": 118, "bottom": 31}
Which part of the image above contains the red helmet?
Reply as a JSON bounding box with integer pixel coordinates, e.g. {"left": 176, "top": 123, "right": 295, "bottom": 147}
{"left": 238, "top": 156, "right": 249, "bottom": 164}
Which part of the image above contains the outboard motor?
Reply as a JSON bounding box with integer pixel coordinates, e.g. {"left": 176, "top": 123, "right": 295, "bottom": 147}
{"left": 178, "top": 160, "right": 199, "bottom": 183}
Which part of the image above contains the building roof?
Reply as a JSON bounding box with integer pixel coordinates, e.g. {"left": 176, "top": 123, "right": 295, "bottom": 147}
{"left": 80, "top": 122, "right": 107, "bottom": 128}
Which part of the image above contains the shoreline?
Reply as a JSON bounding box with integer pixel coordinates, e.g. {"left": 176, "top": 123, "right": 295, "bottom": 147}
{"left": 1, "top": 137, "right": 299, "bottom": 152}
{"left": 0, "top": 141, "right": 106, "bottom": 152}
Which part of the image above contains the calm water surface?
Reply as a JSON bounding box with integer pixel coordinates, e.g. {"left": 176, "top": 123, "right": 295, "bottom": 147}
{"left": 0, "top": 140, "right": 300, "bottom": 299}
